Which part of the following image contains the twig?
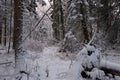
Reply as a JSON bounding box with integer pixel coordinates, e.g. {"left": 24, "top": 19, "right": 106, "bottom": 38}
{"left": 20, "top": 71, "right": 29, "bottom": 75}
{"left": 0, "top": 62, "right": 12, "bottom": 65}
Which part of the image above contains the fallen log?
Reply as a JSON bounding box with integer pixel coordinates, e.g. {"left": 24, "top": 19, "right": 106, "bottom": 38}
{"left": 75, "top": 44, "right": 120, "bottom": 79}
{"left": 100, "top": 59, "right": 120, "bottom": 76}
{"left": 80, "top": 60, "right": 120, "bottom": 79}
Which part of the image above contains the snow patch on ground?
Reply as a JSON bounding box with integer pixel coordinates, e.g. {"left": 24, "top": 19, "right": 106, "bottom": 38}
{"left": 25, "top": 46, "right": 71, "bottom": 80}
{"left": 0, "top": 45, "right": 120, "bottom": 80}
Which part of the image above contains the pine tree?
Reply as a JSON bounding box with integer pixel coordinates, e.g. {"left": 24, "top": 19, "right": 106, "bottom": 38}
{"left": 13, "top": 0, "right": 24, "bottom": 57}
{"left": 4, "top": 0, "right": 7, "bottom": 46}
{"left": 13, "top": 0, "right": 27, "bottom": 78}
{"left": 0, "top": 0, "right": 4, "bottom": 44}
{"left": 0, "top": 23, "right": 2, "bottom": 44}
{"left": 96, "top": 0, "right": 120, "bottom": 47}
{"left": 52, "top": 0, "right": 65, "bottom": 41}
{"left": 61, "top": 0, "right": 91, "bottom": 53}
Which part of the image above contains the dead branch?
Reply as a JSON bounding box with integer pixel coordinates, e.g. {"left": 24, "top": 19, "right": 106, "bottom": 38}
{"left": 0, "top": 62, "right": 12, "bottom": 65}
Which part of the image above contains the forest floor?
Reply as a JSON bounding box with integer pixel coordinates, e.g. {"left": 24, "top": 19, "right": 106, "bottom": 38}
{"left": 0, "top": 45, "right": 120, "bottom": 80}
{"left": 24, "top": 46, "right": 71, "bottom": 80}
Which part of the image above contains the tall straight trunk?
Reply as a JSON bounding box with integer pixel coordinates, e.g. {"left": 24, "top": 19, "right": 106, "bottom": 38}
{"left": 52, "top": 0, "right": 65, "bottom": 41}
{"left": 4, "top": 0, "right": 7, "bottom": 46}
{"left": 13, "top": 0, "right": 23, "bottom": 55}
{"left": 58, "top": 0, "right": 65, "bottom": 40}
{"left": 117, "top": 19, "right": 120, "bottom": 43}
{"left": 81, "top": 0, "right": 91, "bottom": 43}
{"left": 0, "top": 23, "right": 2, "bottom": 44}
{"left": 13, "top": 1, "right": 27, "bottom": 79}
{"left": 8, "top": 0, "right": 13, "bottom": 53}
{"left": 52, "top": 0, "right": 59, "bottom": 40}
{"left": 14, "top": 1, "right": 28, "bottom": 79}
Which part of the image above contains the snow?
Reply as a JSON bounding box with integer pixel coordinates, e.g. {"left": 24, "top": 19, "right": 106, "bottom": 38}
{"left": 69, "top": 45, "right": 101, "bottom": 79}
{"left": 0, "top": 45, "right": 120, "bottom": 80}
{"left": 87, "top": 68, "right": 105, "bottom": 80}
{"left": 84, "top": 0, "right": 89, "bottom": 6}
{"left": 100, "top": 59, "right": 120, "bottom": 72}
{"left": 0, "top": 48, "right": 15, "bottom": 80}
{"left": 70, "top": 3, "right": 76, "bottom": 8}
{"left": 0, "top": 45, "right": 6, "bottom": 50}
{"left": 65, "top": 31, "right": 76, "bottom": 40}
{"left": 18, "top": 45, "right": 104, "bottom": 80}
{"left": 76, "top": 45, "right": 100, "bottom": 61}
{"left": 68, "top": 45, "right": 120, "bottom": 80}
{"left": 71, "top": 15, "right": 77, "bottom": 19}
{"left": 72, "top": 10, "right": 77, "bottom": 13}
{"left": 66, "top": 61, "right": 84, "bottom": 80}
{"left": 24, "top": 46, "right": 71, "bottom": 80}
{"left": 77, "top": 1, "right": 82, "bottom": 4}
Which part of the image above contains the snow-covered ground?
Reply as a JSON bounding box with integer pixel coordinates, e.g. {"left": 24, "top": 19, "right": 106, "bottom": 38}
{"left": 0, "top": 47, "right": 15, "bottom": 80}
{"left": 24, "top": 46, "right": 71, "bottom": 80}
{"left": 103, "top": 50, "right": 120, "bottom": 64}
{"left": 0, "top": 45, "right": 120, "bottom": 80}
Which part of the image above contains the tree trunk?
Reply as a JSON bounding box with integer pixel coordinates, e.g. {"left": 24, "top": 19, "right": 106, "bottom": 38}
{"left": 52, "top": 0, "right": 65, "bottom": 41}
{"left": 100, "top": 59, "right": 120, "bottom": 76}
{"left": 13, "top": 0, "right": 24, "bottom": 69}
{"left": 0, "top": 23, "right": 2, "bottom": 44}
{"left": 4, "top": 0, "right": 7, "bottom": 46}
{"left": 8, "top": 0, "right": 13, "bottom": 53}
{"left": 81, "top": 0, "right": 91, "bottom": 43}
{"left": 58, "top": 0, "right": 65, "bottom": 40}
{"left": 13, "top": 1, "right": 28, "bottom": 79}
{"left": 13, "top": 0, "right": 23, "bottom": 53}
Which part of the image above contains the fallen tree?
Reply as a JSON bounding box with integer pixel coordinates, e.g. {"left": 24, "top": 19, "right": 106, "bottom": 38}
{"left": 100, "top": 59, "right": 120, "bottom": 77}
{"left": 68, "top": 45, "right": 120, "bottom": 80}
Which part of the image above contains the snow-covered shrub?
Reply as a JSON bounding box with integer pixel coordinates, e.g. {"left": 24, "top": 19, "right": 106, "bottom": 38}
{"left": 67, "top": 44, "right": 120, "bottom": 80}
{"left": 76, "top": 44, "right": 102, "bottom": 69}
{"left": 87, "top": 68, "right": 105, "bottom": 80}
{"left": 60, "top": 31, "right": 81, "bottom": 53}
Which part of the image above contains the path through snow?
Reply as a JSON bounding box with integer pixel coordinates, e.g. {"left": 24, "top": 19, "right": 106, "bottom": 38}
{"left": 25, "top": 46, "right": 71, "bottom": 80}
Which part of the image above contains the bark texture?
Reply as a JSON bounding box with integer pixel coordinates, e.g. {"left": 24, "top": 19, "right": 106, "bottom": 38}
{"left": 52, "top": 0, "right": 65, "bottom": 41}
